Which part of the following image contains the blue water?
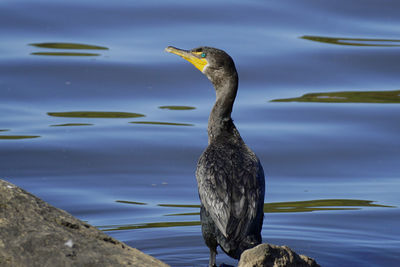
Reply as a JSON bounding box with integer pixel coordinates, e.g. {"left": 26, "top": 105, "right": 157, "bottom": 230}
{"left": 1, "top": 0, "right": 400, "bottom": 266}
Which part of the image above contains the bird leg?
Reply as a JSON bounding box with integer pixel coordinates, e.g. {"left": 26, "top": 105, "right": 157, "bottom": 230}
{"left": 209, "top": 248, "right": 217, "bottom": 267}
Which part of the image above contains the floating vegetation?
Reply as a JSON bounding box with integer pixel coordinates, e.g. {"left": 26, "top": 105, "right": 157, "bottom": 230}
{"left": 158, "top": 204, "right": 200, "bottom": 208}
{"left": 29, "top": 42, "right": 108, "bottom": 50}
{"left": 130, "top": 121, "right": 194, "bottom": 126}
{"left": 29, "top": 42, "right": 108, "bottom": 57}
{"left": 100, "top": 221, "right": 201, "bottom": 231}
{"left": 0, "top": 135, "right": 40, "bottom": 140}
{"left": 50, "top": 123, "right": 94, "bottom": 127}
{"left": 301, "top": 36, "right": 400, "bottom": 47}
{"left": 271, "top": 90, "right": 400, "bottom": 103}
{"left": 116, "top": 200, "right": 147, "bottom": 205}
{"left": 164, "top": 212, "right": 200, "bottom": 217}
{"left": 263, "top": 199, "right": 394, "bottom": 213}
{"left": 158, "top": 199, "right": 394, "bottom": 215}
{"left": 109, "top": 198, "right": 395, "bottom": 230}
{"left": 47, "top": 111, "right": 145, "bottom": 118}
{"left": 103, "top": 198, "right": 393, "bottom": 231}
{"left": 159, "top": 106, "right": 196, "bottom": 110}
{"left": 0, "top": 129, "right": 9, "bottom": 132}
{"left": 31, "top": 52, "right": 100, "bottom": 56}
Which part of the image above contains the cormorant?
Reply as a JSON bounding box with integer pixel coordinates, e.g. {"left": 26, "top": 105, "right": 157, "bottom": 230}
{"left": 166, "top": 46, "right": 265, "bottom": 267}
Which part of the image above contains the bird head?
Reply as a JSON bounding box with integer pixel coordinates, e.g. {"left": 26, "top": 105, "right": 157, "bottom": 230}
{"left": 165, "top": 46, "right": 237, "bottom": 87}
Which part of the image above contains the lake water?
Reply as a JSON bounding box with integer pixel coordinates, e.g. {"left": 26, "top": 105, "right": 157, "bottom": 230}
{"left": 1, "top": 0, "right": 400, "bottom": 266}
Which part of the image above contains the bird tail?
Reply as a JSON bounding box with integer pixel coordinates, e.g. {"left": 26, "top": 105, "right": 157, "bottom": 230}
{"left": 219, "top": 234, "right": 261, "bottom": 259}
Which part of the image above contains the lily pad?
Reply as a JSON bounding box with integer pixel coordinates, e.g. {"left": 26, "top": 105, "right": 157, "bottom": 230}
{"left": 271, "top": 90, "right": 400, "bottom": 103}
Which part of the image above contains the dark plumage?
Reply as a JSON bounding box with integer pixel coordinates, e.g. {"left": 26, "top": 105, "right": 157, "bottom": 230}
{"left": 166, "top": 46, "right": 265, "bottom": 267}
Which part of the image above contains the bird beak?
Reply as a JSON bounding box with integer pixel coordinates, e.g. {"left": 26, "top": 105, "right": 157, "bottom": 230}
{"left": 165, "top": 46, "right": 209, "bottom": 73}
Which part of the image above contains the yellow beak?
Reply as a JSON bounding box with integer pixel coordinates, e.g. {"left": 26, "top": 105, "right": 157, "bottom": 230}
{"left": 165, "top": 46, "right": 209, "bottom": 73}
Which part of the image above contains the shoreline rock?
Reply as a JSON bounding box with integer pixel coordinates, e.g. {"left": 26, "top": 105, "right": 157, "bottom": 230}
{"left": 238, "top": 243, "right": 320, "bottom": 267}
{"left": 0, "top": 179, "right": 169, "bottom": 267}
{"left": 1, "top": 179, "right": 320, "bottom": 267}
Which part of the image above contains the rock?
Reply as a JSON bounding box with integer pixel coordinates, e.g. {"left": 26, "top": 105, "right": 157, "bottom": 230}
{"left": 238, "top": 243, "right": 320, "bottom": 267}
{"left": 0, "top": 179, "right": 169, "bottom": 267}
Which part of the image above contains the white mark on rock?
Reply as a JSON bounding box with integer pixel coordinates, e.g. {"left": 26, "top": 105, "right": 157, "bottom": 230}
{"left": 64, "top": 239, "right": 73, "bottom": 248}
{"left": 6, "top": 185, "right": 14, "bottom": 189}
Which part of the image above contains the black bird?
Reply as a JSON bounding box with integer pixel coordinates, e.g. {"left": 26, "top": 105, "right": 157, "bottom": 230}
{"left": 166, "top": 46, "right": 265, "bottom": 267}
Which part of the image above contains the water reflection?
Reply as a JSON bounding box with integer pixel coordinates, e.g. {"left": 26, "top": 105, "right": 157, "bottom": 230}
{"left": 159, "top": 106, "right": 196, "bottom": 110}
{"left": 301, "top": 36, "right": 400, "bottom": 47}
{"left": 130, "top": 121, "right": 194, "bottom": 126}
{"left": 29, "top": 42, "right": 108, "bottom": 57}
{"left": 101, "top": 199, "right": 394, "bottom": 231}
{"left": 271, "top": 90, "right": 400, "bottom": 103}
{"left": 47, "top": 111, "right": 145, "bottom": 118}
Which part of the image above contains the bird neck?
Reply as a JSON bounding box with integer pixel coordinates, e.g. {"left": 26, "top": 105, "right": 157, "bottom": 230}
{"left": 207, "top": 72, "right": 239, "bottom": 143}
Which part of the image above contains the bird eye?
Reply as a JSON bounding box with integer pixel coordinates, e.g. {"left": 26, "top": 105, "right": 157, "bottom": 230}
{"left": 201, "top": 53, "right": 206, "bottom": 58}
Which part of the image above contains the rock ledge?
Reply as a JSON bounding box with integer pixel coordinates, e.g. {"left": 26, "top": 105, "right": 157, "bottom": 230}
{"left": 1, "top": 179, "right": 320, "bottom": 267}
{"left": 238, "top": 243, "right": 320, "bottom": 267}
{"left": 0, "top": 179, "right": 169, "bottom": 267}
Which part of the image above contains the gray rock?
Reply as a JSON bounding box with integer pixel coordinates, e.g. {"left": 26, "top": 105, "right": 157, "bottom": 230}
{"left": 238, "top": 243, "right": 320, "bottom": 267}
{"left": 0, "top": 179, "right": 169, "bottom": 267}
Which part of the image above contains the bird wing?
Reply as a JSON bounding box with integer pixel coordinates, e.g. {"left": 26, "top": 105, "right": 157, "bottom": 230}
{"left": 196, "top": 143, "right": 265, "bottom": 239}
